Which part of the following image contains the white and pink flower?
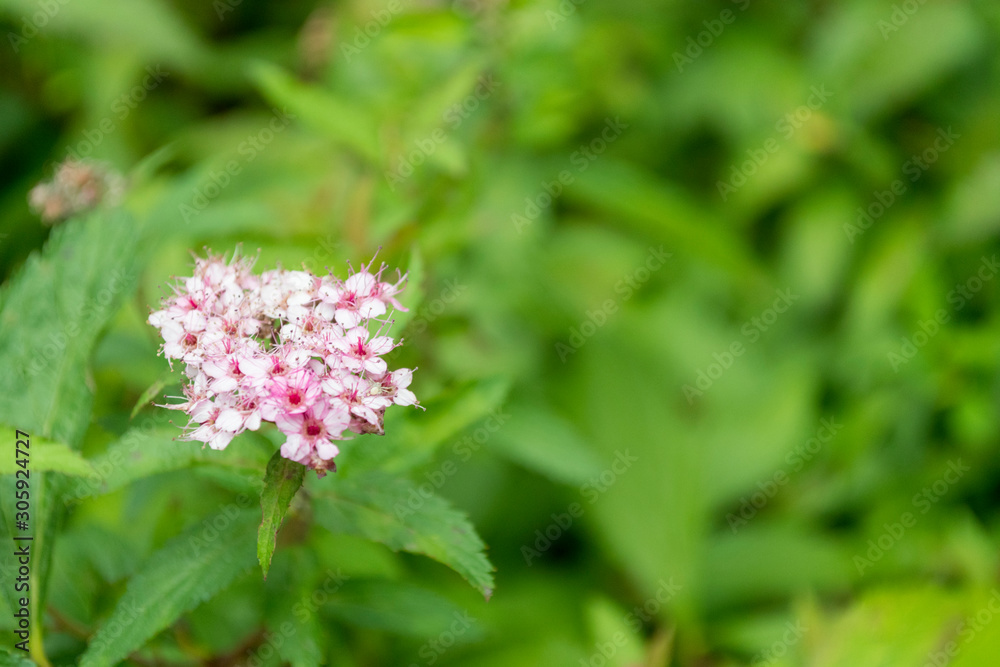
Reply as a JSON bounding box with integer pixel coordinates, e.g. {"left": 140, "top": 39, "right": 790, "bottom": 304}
{"left": 147, "top": 251, "right": 418, "bottom": 476}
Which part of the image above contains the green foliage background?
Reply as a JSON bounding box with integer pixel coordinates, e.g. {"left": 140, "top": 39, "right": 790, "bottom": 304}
{"left": 1, "top": 0, "right": 1000, "bottom": 665}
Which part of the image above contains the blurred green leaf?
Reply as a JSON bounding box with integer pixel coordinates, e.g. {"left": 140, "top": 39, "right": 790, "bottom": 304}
{"left": 0, "top": 0, "right": 208, "bottom": 71}
{"left": 325, "top": 579, "right": 483, "bottom": 639}
{"left": 130, "top": 370, "right": 175, "bottom": 419}
{"left": 566, "top": 159, "right": 764, "bottom": 282}
{"left": 0, "top": 427, "right": 93, "bottom": 477}
{"left": 249, "top": 62, "right": 380, "bottom": 163}
{"left": 489, "top": 406, "right": 603, "bottom": 486}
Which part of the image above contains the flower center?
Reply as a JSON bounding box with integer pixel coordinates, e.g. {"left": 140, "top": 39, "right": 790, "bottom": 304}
{"left": 306, "top": 423, "right": 321, "bottom": 437}
{"left": 288, "top": 392, "right": 301, "bottom": 405}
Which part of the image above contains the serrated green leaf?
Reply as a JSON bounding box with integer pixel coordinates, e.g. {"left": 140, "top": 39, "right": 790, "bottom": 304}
{"left": 78, "top": 509, "right": 258, "bottom": 667}
{"left": 257, "top": 450, "right": 306, "bottom": 578}
{"left": 0, "top": 210, "right": 142, "bottom": 667}
{"left": 0, "top": 647, "right": 34, "bottom": 666}
{"left": 314, "top": 472, "right": 494, "bottom": 599}
{"left": 64, "top": 427, "right": 269, "bottom": 505}
{"left": 0, "top": 427, "right": 94, "bottom": 477}
{"left": 0, "top": 210, "right": 142, "bottom": 446}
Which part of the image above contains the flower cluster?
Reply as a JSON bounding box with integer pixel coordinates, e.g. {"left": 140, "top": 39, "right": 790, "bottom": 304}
{"left": 28, "top": 159, "right": 125, "bottom": 224}
{"left": 147, "top": 251, "right": 417, "bottom": 476}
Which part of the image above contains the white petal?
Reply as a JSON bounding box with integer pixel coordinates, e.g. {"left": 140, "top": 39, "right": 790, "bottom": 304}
{"left": 394, "top": 388, "right": 417, "bottom": 406}
{"left": 216, "top": 408, "right": 243, "bottom": 433}
{"left": 363, "top": 357, "right": 387, "bottom": 376}
{"left": 367, "top": 336, "right": 394, "bottom": 355}
{"left": 209, "top": 430, "right": 235, "bottom": 450}
{"left": 316, "top": 440, "right": 340, "bottom": 460}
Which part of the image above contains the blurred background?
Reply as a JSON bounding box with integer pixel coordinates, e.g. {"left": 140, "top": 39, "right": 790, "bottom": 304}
{"left": 2, "top": 0, "right": 1000, "bottom": 665}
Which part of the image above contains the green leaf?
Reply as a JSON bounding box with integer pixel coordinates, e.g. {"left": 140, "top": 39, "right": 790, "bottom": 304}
{"left": 488, "top": 406, "right": 603, "bottom": 486}
{"left": 324, "top": 579, "right": 484, "bottom": 639}
{"left": 249, "top": 61, "right": 380, "bottom": 163}
{"left": 264, "top": 560, "right": 327, "bottom": 667}
{"left": 0, "top": 0, "right": 208, "bottom": 72}
{"left": 0, "top": 210, "right": 142, "bottom": 667}
{"left": 0, "top": 647, "right": 34, "bottom": 666}
{"left": 0, "top": 209, "right": 142, "bottom": 446}
{"left": 404, "top": 59, "right": 488, "bottom": 140}
{"left": 257, "top": 450, "right": 306, "bottom": 578}
{"left": 797, "top": 587, "right": 992, "bottom": 667}
{"left": 64, "top": 426, "right": 269, "bottom": 505}
{"left": 130, "top": 370, "right": 176, "bottom": 419}
{"left": 78, "top": 508, "right": 258, "bottom": 667}
{"left": 565, "top": 159, "right": 765, "bottom": 283}
{"left": 0, "top": 426, "right": 94, "bottom": 477}
{"left": 313, "top": 472, "right": 494, "bottom": 599}
{"left": 340, "top": 376, "right": 510, "bottom": 474}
